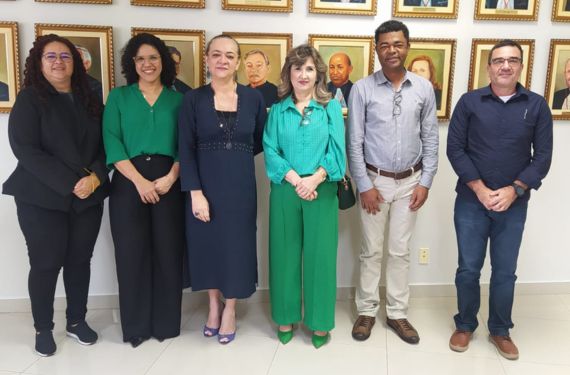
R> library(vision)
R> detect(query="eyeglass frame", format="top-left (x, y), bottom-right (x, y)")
top-left (133, 54), bottom-right (161, 65)
top-left (490, 57), bottom-right (523, 67)
top-left (300, 107), bottom-right (314, 126)
top-left (393, 91), bottom-right (402, 117)
top-left (42, 52), bottom-right (73, 64)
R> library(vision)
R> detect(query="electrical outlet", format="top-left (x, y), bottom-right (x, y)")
top-left (419, 247), bottom-right (429, 265)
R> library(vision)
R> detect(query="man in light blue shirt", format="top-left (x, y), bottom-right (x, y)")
top-left (348, 20), bottom-right (438, 344)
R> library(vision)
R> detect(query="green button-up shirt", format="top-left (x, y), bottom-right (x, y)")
top-left (103, 83), bottom-right (183, 167)
top-left (263, 95), bottom-right (346, 184)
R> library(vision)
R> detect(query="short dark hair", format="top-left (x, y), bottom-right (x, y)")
top-left (121, 33), bottom-right (176, 86)
top-left (374, 20), bottom-right (410, 45)
top-left (23, 34), bottom-right (101, 116)
top-left (488, 39), bottom-right (524, 65)
top-left (167, 45), bottom-right (181, 60)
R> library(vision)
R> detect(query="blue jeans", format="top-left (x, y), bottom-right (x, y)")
top-left (453, 196), bottom-right (527, 336)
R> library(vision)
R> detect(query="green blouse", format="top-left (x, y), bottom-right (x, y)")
top-left (103, 83), bottom-right (183, 167)
top-left (263, 95), bottom-right (346, 184)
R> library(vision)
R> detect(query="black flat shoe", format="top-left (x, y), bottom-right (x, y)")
top-left (129, 336), bottom-right (147, 348)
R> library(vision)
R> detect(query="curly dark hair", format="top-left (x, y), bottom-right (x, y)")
top-left (23, 34), bottom-right (102, 117)
top-left (121, 33), bottom-right (176, 86)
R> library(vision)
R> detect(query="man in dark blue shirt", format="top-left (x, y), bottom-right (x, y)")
top-left (447, 39), bottom-right (552, 360)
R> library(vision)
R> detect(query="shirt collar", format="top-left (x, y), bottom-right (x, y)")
top-left (480, 82), bottom-right (529, 101)
top-left (374, 69), bottom-right (412, 88)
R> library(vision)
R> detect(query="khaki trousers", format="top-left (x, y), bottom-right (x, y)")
top-left (355, 169), bottom-right (421, 319)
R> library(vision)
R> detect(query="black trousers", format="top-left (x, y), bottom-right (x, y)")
top-left (15, 199), bottom-right (104, 332)
top-left (109, 155), bottom-right (185, 342)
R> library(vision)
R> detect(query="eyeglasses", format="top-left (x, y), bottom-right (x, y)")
top-left (300, 107), bottom-right (313, 126)
top-left (133, 55), bottom-right (161, 65)
top-left (42, 52), bottom-right (73, 63)
top-left (393, 92), bottom-right (402, 117)
top-left (490, 57), bottom-right (522, 67)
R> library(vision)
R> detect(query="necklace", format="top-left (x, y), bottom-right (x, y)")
top-left (212, 84), bottom-right (239, 150)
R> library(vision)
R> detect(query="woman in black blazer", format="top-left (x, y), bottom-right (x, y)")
top-left (2, 34), bottom-right (109, 357)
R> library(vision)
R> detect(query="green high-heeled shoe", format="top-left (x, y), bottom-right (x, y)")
top-left (277, 327), bottom-right (293, 345)
top-left (312, 332), bottom-right (330, 349)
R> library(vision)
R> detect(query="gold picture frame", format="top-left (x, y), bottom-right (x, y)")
top-left (131, 0), bottom-right (205, 8)
top-left (35, 0), bottom-right (112, 4)
top-left (474, 0), bottom-right (539, 21)
top-left (468, 38), bottom-right (534, 92)
top-left (406, 38), bottom-right (456, 121)
top-left (132, 27), bottom-right (205, 90)
top-left (309, 0), bottom-right (377, 16)
top-left (393, 0), bottom-right (458, 19)
top-left (35, 23), bottom-right (114, 103)
top-left (222, 32), bottom-right (292, 107)
top-left (222, 0), bottom-right (292, 13)
top-left (552, 0), bottom-right (570, 22)
top-left (544, 39), bottom-right (570, 119)
top-left (0, 21), bottom-right (20, 113)
top-left (309, 34), bottom-right (375, 114)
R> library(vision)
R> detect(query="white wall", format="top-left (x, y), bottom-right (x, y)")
top-left (1, 0), bottom-right (569, 300)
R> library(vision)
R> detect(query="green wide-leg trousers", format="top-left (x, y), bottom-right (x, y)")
top-left (268, 181), bottom-right (338, 331)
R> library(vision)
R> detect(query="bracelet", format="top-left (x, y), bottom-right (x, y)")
top-left (90, 174), bottom-right (95, 193)
top-left (317, 168), bottom-right (327, 182)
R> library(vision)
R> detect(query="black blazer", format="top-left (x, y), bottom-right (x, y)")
top-left (485, 0), bottom-right (528, 9)
top-left (552, 88), bottom-right (569, 110)
top-left (3, 86), bottom-right (110, 212)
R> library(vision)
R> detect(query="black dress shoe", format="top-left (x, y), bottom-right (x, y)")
top-left (129, 336), bottom-right (147, 348)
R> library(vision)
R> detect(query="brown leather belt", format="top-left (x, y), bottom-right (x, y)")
top-left (365, 160), bottom-right (422, 180)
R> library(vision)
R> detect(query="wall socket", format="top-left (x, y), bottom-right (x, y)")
top-left (419, 248), bottom-right (429, 265)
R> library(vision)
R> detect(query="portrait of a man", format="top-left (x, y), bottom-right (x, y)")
top-left (0, 80), bottom-right (8, 101)
top-left (485, 0), bottom-right (528, 9)
top-left (168, 45), bottom-right (192, 94)
top-left (75, 45), bottom-right (103, 102)
top-left (243, 49), bottom-right (278, 107)
top-left (407, 55), bottom-right (442, 109)
top-left (403, 0), bottom-right (448, 6)
top-left (327, 52), bottom-right (353, 108)
top-left (553, 58), bottom-right (570, 110)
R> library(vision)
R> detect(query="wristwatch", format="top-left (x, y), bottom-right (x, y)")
top-left (511, 183), bottom-right (526, 198)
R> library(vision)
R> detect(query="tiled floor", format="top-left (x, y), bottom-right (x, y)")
top-left (1, 295), bottom-right (570, 375)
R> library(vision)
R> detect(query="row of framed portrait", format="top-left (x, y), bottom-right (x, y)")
top-left (1, 21), bottom-right (569, 121)
top-left (23, 0), bottom-right (570, 21)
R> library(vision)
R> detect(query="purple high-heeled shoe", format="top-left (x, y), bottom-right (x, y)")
top-left (203, 325), bottom-right (219, 337)
top-left (218, 331), bottom-right (236, 344)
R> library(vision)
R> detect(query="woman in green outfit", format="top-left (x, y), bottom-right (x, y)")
top-left (103, 33), bottom-right (185, 348)
top-left (263, 45), bottom-right (346, 348)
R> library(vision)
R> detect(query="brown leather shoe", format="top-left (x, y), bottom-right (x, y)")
top-left (449, 330), bottom-right (472, 352)
top-left (386, 318), bottom-right (419, 344)
top-left (352, 315), bottom-right (375, 341)
top-left (490, 335), bottom-right (519, 360)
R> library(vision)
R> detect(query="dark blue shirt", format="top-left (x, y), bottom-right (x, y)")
top-left (447, 84), bottom-right (553, 204)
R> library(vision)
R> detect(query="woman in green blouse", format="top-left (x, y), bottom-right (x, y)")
top-left (263, 45), bottom-right (346, 349)
top-left (103, 33), bottom-right (185, 348)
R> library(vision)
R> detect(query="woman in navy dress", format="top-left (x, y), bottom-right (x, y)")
top-left (178, 35), bottom-right (266, 344)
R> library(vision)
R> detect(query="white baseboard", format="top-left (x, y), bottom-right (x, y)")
top-left (1, 282), bottom-right (568, 313)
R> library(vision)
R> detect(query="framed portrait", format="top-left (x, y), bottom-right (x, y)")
top-left (309, 34), bottom-right (375, 113)
top-left (35, 23), bottom-right (114, 103)
top-left (544, 39), bottom-right (570, 119)
top-left (309, 0), bottom-right (377, 16)
top-left (406, 38), bottom-right (456, 121)
top-left (0, 22), bottom-right (20, 113)
top-left (392, 0), bottom-right (458, 19)
top-left (474, 0), bottom-right (539, 21)
top-left (222, 32), bottom-right (291, 107)
top-left (222, 0), bottom-right (292, 13)
top-left (35, 0), bottom-right (112, 4)
top-left (552, 0), bottom-right (570, 22)
top-left (468, 39), bottom-right (534, 92)
top-left (131, 0), bottom-right (204, 8)
top-left (132, 28), bottom-right (205, 92)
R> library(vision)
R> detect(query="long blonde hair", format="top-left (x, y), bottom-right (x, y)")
top-left (278, 44), bottom-right (331, 106)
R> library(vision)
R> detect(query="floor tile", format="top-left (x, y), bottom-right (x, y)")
top-left (146, 332), bottom-right (277, 375)
top-left (386, 305), bottom-right (497, 358)
top-left (0, 311), bottom-right (66, 373)
top-left (269, 337), bottom-right (387, 375)
top-left (387, 349), bottom-right (505, 375)
top-left (24, 309), bottom-right (170, 375)
top-left (502, 361), bottom-right (570, 375)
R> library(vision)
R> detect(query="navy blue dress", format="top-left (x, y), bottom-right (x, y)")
top-left (178, 84), bottom-right (266, 298)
